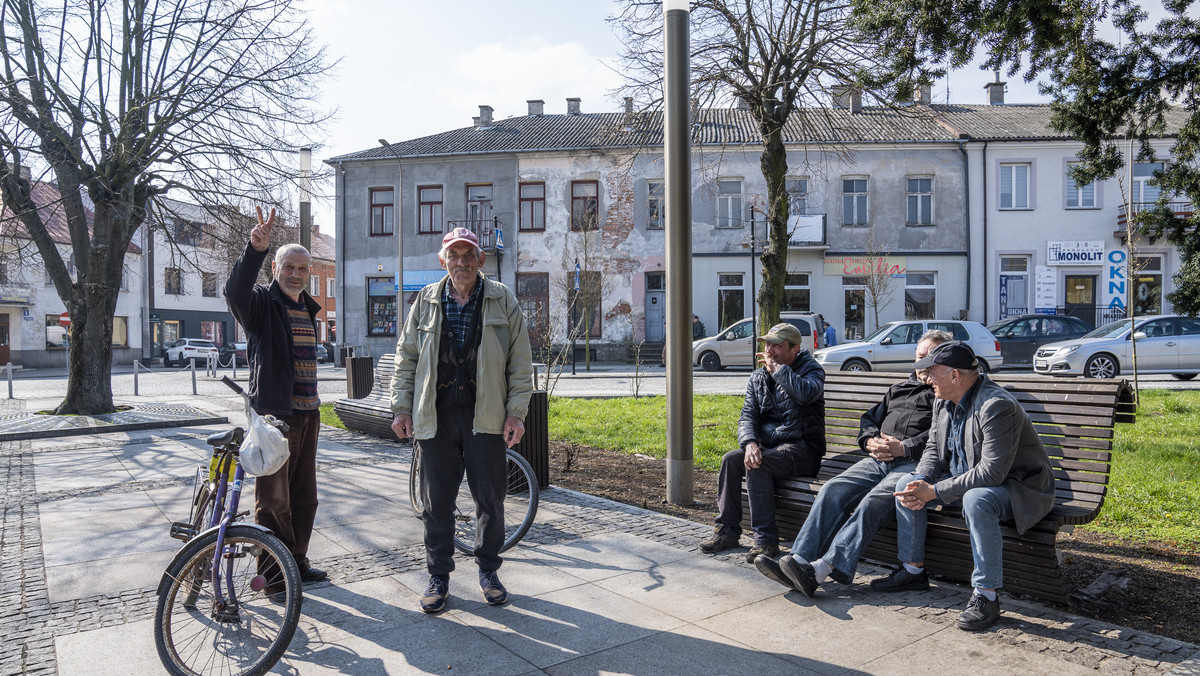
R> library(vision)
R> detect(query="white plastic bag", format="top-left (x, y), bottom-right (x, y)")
top-left (239, 411), bottom-right (291, 477)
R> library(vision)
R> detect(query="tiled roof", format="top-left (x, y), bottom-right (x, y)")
top-left (330, 103), bottom-right (1189, 163)
top-left (310, 229), bottom-right (335, 262)
top-left (1, 180), bottom-right (140, 254)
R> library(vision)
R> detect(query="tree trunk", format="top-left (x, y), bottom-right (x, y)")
top-left (757, 123), bottom-right (790, 335)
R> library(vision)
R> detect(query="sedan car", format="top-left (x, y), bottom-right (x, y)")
top-left (315, 343), bottom-right (328, 363)
top-left (813, 320), bottom-right (1003, 372)
top-left (218, 341), bottom-right (248, 366)
top-left (691, 312), bottom-right (821, 371)
top-left (164, 338), bottom-right (219, 366)
top-left (986, 314), bottom-right (1093, 366)
top-left (1033, 314), bottom-right (1200, 379)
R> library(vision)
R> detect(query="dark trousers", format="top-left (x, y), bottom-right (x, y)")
top-left (419, 404), bottom-right (507, 577)
top-left (255, 408), bottom-right (321, 572)
top-left (715, 442), bottom-right (819, 545)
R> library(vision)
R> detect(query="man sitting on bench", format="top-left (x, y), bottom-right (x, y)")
top-left (872, 341), bottom-right (1055, 632)
top-left (754, 330), bottom-right (950, 596)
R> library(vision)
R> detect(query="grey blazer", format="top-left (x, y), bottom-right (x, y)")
top-left (914, 375), bottom-right (1055, 534)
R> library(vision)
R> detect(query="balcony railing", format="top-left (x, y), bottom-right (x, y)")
top-left (1116, 201), bottom-right (1193, 228)
top-left (787, 213), bottom-right (827, 248)
top-left (445, 219), bottom-right (497, 249)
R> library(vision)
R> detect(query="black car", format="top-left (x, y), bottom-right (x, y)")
top-left (987, 314), bottom-right (1093, 366)
top-left (218, 341), bottom-right (248, 367)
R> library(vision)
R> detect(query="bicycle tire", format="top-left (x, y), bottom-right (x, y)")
top-left (154, 525), bottom-right (302, 676)
top-left (451, 448), bottom-right (539, 555)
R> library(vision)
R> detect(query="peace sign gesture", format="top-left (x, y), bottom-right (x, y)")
top-left (250, 206), bottom-right (276, 252)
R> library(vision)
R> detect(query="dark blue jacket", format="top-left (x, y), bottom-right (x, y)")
top-left (738, 350), bottom-right (826, 455)
top-left (223, 242), bottom-right (321, 417)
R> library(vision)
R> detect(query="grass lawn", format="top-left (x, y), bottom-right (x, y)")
top-left (319, 402), bottom-right (345, 430)
top-left (547, 391), bottom-right (1200, 552)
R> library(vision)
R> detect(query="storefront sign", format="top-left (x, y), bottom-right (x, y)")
top-left (1047, 240), bottom-right (1104, 266)
top-left (403, 270), bottom-right (448, 292)
top-left (0, 285), bottom-right (32, 304)
top-left (823, 255), bottom-right (907, 277)
top-left (1034, 265), bottom-right (1057, 311)
top-left (1103, 249), bottom-right (1127, 314)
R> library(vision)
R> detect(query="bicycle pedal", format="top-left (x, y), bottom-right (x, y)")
top-left (170, 522), bottom-right (198, 541)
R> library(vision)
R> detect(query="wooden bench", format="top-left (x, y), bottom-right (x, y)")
top-left (332, 353), bottom-right (551, 489)
top-left (742, 371), bottom-right (1136, 604)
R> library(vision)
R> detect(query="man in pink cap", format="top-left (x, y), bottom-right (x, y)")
top-left (389, 227), bottom-right (534, 614)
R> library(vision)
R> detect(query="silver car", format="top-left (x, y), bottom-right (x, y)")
top-left (813, 320), bottom-right (1003, 372)
top-left (1032, 314), bottom-right (1200, 379)
top-left (691, 312), bottom-right (820, 371)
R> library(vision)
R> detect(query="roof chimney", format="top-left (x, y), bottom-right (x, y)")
top-left (624, 97), bottom-right (634, 115)
top-left (527, 99), bottom-right (544, 116)
top-left (566, 97), bottom-right (581, 115)
top-left (984, 72), bottom-right (1006, 105)
top-left (915, 84), bottom-right (932, 105)
top-left (472, 116), bottom-right (480, 127)
top-left (736, 96), bottom-right (750, 111)
top-left (478, 105), bottom-right (493, 128)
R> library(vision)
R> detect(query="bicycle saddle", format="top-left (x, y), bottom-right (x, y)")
top-left (207, 429), bottom-right (240, 447)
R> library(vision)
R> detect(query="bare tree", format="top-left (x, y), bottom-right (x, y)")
top-left (0, 0), bottom-right (333, 413)
top-left (860, 226), bottom-right (897, 332)
top-left (611, 0), bottom-right (918, 335)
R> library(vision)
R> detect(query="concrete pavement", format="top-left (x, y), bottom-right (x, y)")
top-left (2, 393), bottom-right (1199, 675)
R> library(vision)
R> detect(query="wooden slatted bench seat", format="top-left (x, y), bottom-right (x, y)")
top-left (332, 353), bottom-right (551, 488)
top-left (742, 371), bottom-right (1136, 603)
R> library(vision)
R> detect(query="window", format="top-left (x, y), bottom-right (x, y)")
top-left (716, 179), bottom-right (743, 228)
top-left (164, 267), bottom-right (182, 295)
top-left (1133, 255), bottom-right (1163, 315)
top-left (905, 272), bottom-right (936, 320)
top-left (786, 178), bottom-right (808, 215)
top-left (568, 270), bottom-right (602, 338)
top-left (782, 272), bottom-right (810, 311)
top-left (647, 180), bottom-right (665, 230)
top-left (999, 256), bottom-right (1030, 318)
top-left (327, 278), bottom-right (336, 299)
top-left (315, 319), bottom-right (324, 341)
top-left (717, 273), bottom-right (745, 330)
top-left (366, 276), bottom-right (397, 336)
top-left (309, 275), bottom-right (321, 297)
top-left (842, 178), bottom-right (868, 225)
top-left (516, 272), bottom-right (550, 349)
top-left (571, 180), bottom-right (599, 231)
top-left (45, 315), bottom-right (67, 348)
top-left (1132, 162), bottom-right (1164, 208)
top-left (519, 182), bottom-right (545, 232)
top-left (906, 177), bottom-right (933, 225)
top-left (1065, 162), bottom-right (1096, 208)
top-left (843, 276), bottom-right (865, 340)
top-left (174, 219), bottom-right (203, 246)
top-left (999, 163), bottom-right (1031, 209)
top-left (201, 320), bottom-right (224, 346)
top-left (466, 184), bottom-right (493, 226)
top-left (201, 272), bottom-right (218, 297)
top-left (416, 186), bottom-right (443, 235)
top-left (369, 187), bottom-right (394, 236)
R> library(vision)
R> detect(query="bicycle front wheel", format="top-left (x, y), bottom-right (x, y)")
top-left (155, 525), bottom-right (302, 676)
top-left (451, 449), bottom-right (540, 555)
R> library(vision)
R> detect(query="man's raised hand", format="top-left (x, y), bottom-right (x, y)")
top-left (251, 206), bottom-right (276, 252)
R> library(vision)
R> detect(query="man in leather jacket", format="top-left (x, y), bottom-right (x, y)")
top-left (700, 322), bottom-right (825, 562)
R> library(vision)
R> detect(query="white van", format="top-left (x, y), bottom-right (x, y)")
top-left (692, 312), bottom-right (821, 371)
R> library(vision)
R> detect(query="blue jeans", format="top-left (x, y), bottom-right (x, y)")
top-left (790, 457), bottom-right (916, 584)
top-left (893, 472), bottom-right (1014, 590)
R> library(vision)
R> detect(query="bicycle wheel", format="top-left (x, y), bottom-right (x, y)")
top-left (408, 443), bottom-right (423, 517)
top-left (155, 525), bottom-right (302, 676)
top-left (450, 449), bottom-right (539, 555)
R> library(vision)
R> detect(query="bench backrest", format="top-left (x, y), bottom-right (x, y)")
top-left (822, 372), bottom-right (1135, 525)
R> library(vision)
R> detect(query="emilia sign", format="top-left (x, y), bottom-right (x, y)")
top-left (823, 255), bottom-right (907, 277)
top-left (1047, 240), bottom-right (1105, 266)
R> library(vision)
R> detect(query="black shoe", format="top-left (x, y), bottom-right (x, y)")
top-left (699, 527), bottom-right (741, 553)
top-left (754, 554), bottom-right (799, 592)
top-left (479, 570), bottom-right (509, 606)
top-left (300, 567), bottom-right (328, 583)
top-left (420, 576), bottom-right (449, 614)
top-left (957, 591), bottom-right (1002, 631)
top-left (779, 555), bottom-right (818, 598)
top-left (869, 565), bottom-right (930, 593)
top-left (745, 542), bottom-right (779, 564)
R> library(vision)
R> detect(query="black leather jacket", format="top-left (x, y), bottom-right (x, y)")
top-left (857, 373), bottom-right (935, 461)
top-left (737, 350), bottom-right (826, 454)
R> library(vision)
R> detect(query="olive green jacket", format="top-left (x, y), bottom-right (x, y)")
top-left (389, 274), bottom-right (534, 440)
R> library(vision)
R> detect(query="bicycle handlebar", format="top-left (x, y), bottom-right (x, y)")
top-left (221, 376), bottom-right (244, 395)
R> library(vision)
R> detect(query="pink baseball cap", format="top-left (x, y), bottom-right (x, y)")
top-left (442, 227), bottom-right (480, 250)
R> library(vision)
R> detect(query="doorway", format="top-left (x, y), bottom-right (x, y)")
top-left (0, 313), bottom-right (9, 364)
top-left (645, 272), bottom-right (665, 343)
top-left (1064, 275), bottom-right (1097, 327)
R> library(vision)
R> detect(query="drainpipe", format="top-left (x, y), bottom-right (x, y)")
top-left (981, 141), bottom-right (989, 322)
top-left (958, 139), bottom-right (972, 320)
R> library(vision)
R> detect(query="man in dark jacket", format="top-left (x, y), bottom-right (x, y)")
top-left (700, 322), bottom-right (825, 562)
top-left (224, 206), bottom-right (327, 586)
top-left (754, 330), bottom-right (951, 596)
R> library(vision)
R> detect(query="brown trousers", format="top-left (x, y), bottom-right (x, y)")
top-left (255, 408), bottom-right (321, 571)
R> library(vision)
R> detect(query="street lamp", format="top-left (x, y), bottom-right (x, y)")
top-left (378, 139), bottom-right (405, 325)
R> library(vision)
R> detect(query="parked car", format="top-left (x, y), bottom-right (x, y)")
top-left (813, 320), bottom-right (1003, 372)
top-left (164, 338), bottom-right (219, 366)
top-left (218, 341), bottom-right (248, 366)
top-left (986, 314), bottom-right (1094, 366)
top-left (690, 312), bottom-right (821, 371)
top-left (315, 343), bottom-right (328, 363)
top-left (1033, 314), bottom-right (1200, 379)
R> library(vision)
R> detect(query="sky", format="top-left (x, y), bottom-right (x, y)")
top-left (302, 0), bottom-right (1058, 232)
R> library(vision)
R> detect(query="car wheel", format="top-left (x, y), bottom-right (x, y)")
top-left (976, 359), bottom-right (990, 374)
top-left (1171, 373), bottom-right (1197, 381)
top-left (1084, 353), bottom-right (1119, 379)
top-left (164, 355), bottom-right (173, 367)
top-left (699, 351), bottom-right (723, 372)
top-left (841, 358), bottom-right (870, 372)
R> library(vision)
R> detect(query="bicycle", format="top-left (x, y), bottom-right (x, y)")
top-left (154, 376), bottom-right (302, 676)
top-left (408, 442), bottom-right (539, 554)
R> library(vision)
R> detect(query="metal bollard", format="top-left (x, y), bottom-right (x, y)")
top-left (134, 360), bottom-right (140, 396)
top-left (191, 358), bottom-right (197, 395)
top-left (5, 362), bottom-right (12, 399)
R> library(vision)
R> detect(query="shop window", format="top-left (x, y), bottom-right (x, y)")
top-left (782, 272), bottom-right (810, 311)
top-left (367, 276), bottom-right (398, 336)
top-left (905, 272), bottom-right (936, 320)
